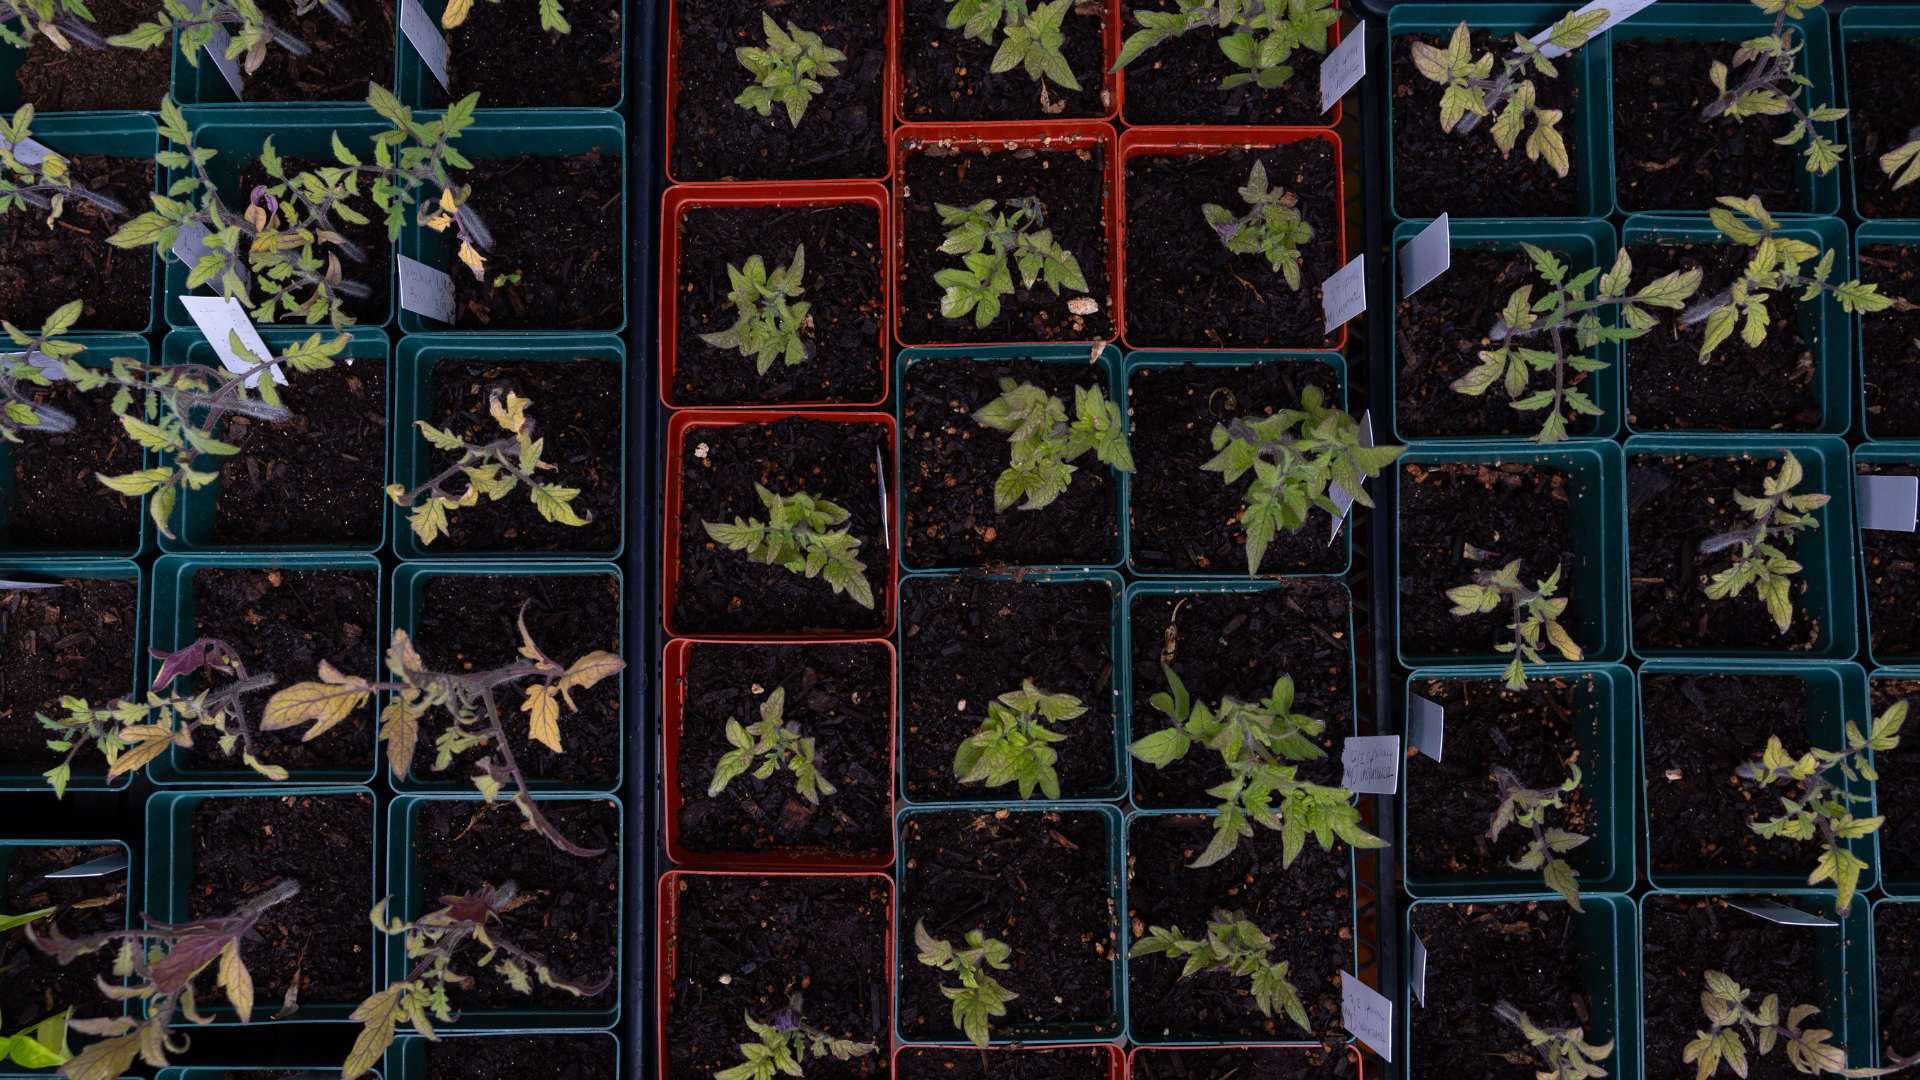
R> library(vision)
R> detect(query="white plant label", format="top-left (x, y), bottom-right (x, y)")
top-left (1858, 475), bottom-right (1919, 532)
top-left (172, 220), bottom-right (214, 268)
top-left (1328, 409), bottom-right (1375, 543)
top-left (1399, 214), bottom-right (1450, 298)
top-left (1341, 735), bottom-right (1401, 794)
top-left (1341, 972), bottom-right (1394, 1061)
top-left (400, 0), bottom-right (452, 90)
top-left (1319, 21), bottom-right (1365, 113)
top-left (398, 254), bottom-right (456, 324)
top-left (3, 350), bottom-right (63, 379)
top-left (1408, 694), bottom-right (1446, 761)
top-left (0, 580), bottom-right (62, 591)
top-left (1411, 934), bottom-right (1429, 1007)
top-left (1725, 898), bottom-right (1836, 927)
top-left (179, 295), bottom-right (283, 387)
top-left (1321, 253), bottom-right (1366, 336)
top-left (0, 135), bottom-right (56, 166)
top-left (182, 0), bottom-right (245, 96)
top-left (1532, 0), bottom-right (1663, 59)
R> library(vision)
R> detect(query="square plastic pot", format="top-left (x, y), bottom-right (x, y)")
top-left (143, 786), bottom-right (378, 1023)
top-left (0, 336), bottom-right (152, 559)
top-left (901, 1043), bottom-right (1124, 1080)
top-left (894, 344), bottom-right (1126, 572)
top-left (397, 0), bottom-right (627, 111)
top-left (664, 409), bottom-right (899, 641)
top-left (895, 802), bottom-right (1125, 1044)
top-left (170, 17), bottom-right (400, 106)
top-left (389, 333), bottom-right (627, 562)
top-left (1621, 213), bottom-right (1851, 435)
top-left (1871, 668), bottom-right (1920, 899)
top-left (1859, 220), bottom-right (1920, 444)
top-left (1608, 3), bottom-right (1842, 218)
top-left (386, 793), bottom-right (622, 1030)
top-left (1638, 658), bottom-right (1875, 897)
top-left (664, 636), bottom-right (898, 869)
top-left (1119, 350), bottom-right (1350, 578)
top-left (1841, 7), bottom-right (1920, 221)
top-left (1115, 126), bottom-right (1346, 354)
top-left (1395, 439), bottom-right (1629, 668)
top-left (1871, 896), bottom-right (1920, 1070)
top-left (0, 558), bottom-right (143, 792)
top-left (157, 1070), bottom-right (379, 1079)
top-left (395, 109), bottom-right (627, 334)
top-left (1388, 218), bottom-right (1623, 443)
top-left (155, 326), bottom-right (390, 553)
top-left (1114, 15), bottom-right (1341, 129)
top-left (1127, 1046), bottom-right (1362, 1080)
top-left (1385, 4), bottom-right (1612, 220)
top-left (892, 0), bottom-right (1121, 126)
top-left (145, 552), bottom-right (383, 786)
top-left (1624, 434), bottom-right (1858, 661)
top-left (1853, 443), bottom-right (1920, 669)
top-left (657, 181), bottom-right (892, 409)
top-left (1402, 663), bottom-right (1638, 900)
top-left (383, 1031), bottom-right (613, 1079)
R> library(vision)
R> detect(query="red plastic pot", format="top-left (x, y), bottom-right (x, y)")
top-left (1115, 17), bottom-right (1344, 129)
top-left (659, 182), bottom-right (894, 409)
top-left (896, 1043), bottom-right (1127, 1079)
top-left (891, 120), bottom-right (1120, 349)
top-left (1129, 1044), bottom-right (1363, 1078)
top-left (663, 409), bottom-right (901, 641)
top-left (890, 0), bottom-right (1123, 125)
top-left (1115, 125), bottom-right (1348, 353)
top-left (662, 637), bottom-right (898, 870)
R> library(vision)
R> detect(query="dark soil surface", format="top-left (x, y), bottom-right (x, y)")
top-left (4, 370), bottom-right (141, 550)
top-left (674, 415), bottom-right (889, 636)
top-left (900, 575), bottom-right (1115, 801)
top-left (900, 141), bottom-right (1113, 344)
top-left (1127, 360), bottom-right (1346, 575)
top-left (899, 808), bottom-right (1119, 1041)
top-left (665, 873), bottom-right (890, 1080)
top-left (446, 153), bottom-right (623, 331)
top-left (211, 361), bottom-right (387, 546)
top-left (1643, 894), bottom-right (1833, 1080)
top-left (1392, 28), bottom-right (1579, 219)
top-left (901, 356), bottom-right (1118, 569)
top-left (1871, 680), bottom-right (1920, 882)
top-left (1127, 813), bottom-right (1351, 1045)
top-left (0, 844), bottom-right (125, 1026)
top-left (1844, 37), bottom-right (1920, 219)
top-left (441, 0), bottom-right (622, 108)
top-left (1122, 143), bottom-right (1340, 350)
top-left (0, 577), bottom-right (137, 769)
top-left (675, 641), bottom-right (891, 857)
top-left (671, 0), bottom-right (888, 181)
top-left (1624, 243), bottom-right (1821, 431)
top-left (1628, 454), bottom-right (1822, 650)
top-left (189, 791), bottom-right (374, 1007)
top-left (1408, 900), bottom-right (1597, 1080)
top-left (673, 202), bottom-right (884, 406)
top-left (900, 1046), bottom-right (1110, 1080)
top-left (1642, 673), bottom-right (1816, 873)
top-left (1860, 461), bottom-right (1920, 658)
top-left (425, 357), bottom-right (622, 552)
top-left (1128, 582), bottom-right (1352, 802)
top-left (238, 0), bottom-right (394, 102)
top-left (1405, 676), bottom-right (1596, 882)
top-left (1119, 0), bottom-right (1331, 127)
top-left (0, 154), bottom-right (151, 330)
top-left (412, 573), bottom-right (621, 789)
top-left (1395, 248), bottom-right (1600, 439)
top-left (1613, 38), bottom-right (1808, 213)
top-left (1860, 244), bottom-right (1920, 439)
top-left (425, 1033), bottom-right (616, 1080)
top-left (1397, 462), bottom-right (1580, 658)
top-left (1877, 902), bottom-right (1920, 1063)
top-left (1132, 1047), bottom-right (1357, 1080)
top-left (898, 0), bottom-right (1110, 121)
top-left (411, 798), bottom-right (620, 1010)
top-left (180, 567), bottom-right (377, 772)
top-left (12, 0), bottom-right (170, 110)
top-left (236, 155), bottom-right (391, 327)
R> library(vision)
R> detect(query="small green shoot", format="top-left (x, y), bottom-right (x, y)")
top-left (1128, 909), bottom-right (1308, 1032)
top-left (1700, 0), bottom-right (1848, 176)
top-left (1697, 449), bottom-right (1828, 635)
top-left (973, 377), bottom-right (1132, 512)
top-left (734, 13), bottom-right (845, 127)
top-left (1493, 1000), bottom-right (1614, 1080)
top-left (703, 483), bottom-right (874, 609)
top-left (1408, 8), bottom-right (1609, 177)
top-left (708, 686), bottom-right (837, 806)
top-left (915, 920), bottom-right (1017, 1048)
top-left (715, 994), bottom-right (879, 1080)
top-left (933, 197), bottom-right (1088, 328)
top-left (1487, 762), bottom-right (1590, 909)
top-left (700, 246), bottom-right (811, 375)
top-left (1692, 195), bottom-right (1896, 361)
top-left (1446, 559), bottom-right (1582, 689)
top-left (1112, 0), bottom-right (1339, 91)
top-left (953, 680), bottom-right (1084, 800)
top-left (1202, 161), bottom-right (1313, 289)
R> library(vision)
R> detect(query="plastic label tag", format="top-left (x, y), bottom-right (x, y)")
top-left (1399, 214), bottom-right (1450, 298)
top-left (3, 350), bottom-right (64, 379)
top-left (1321, 254), bottom-right (1366, 336)
top-left (1319, 21), bottom-right (1365, 113)
top-left (1341, 735), bottom-right (1401, 794)
top-left (0, 580), bottom-right (62, 591)
top-left (1328, 410), bottom-right (1375, 543)
top-left (179, 295), bottom-right (283, 387)
top-left (0, 135), bottom-right (56, 166)
top-left (1408, 694), bottom-right (1445, 761)
top-left (182, 0), bottom-right (245, 96)
top-left (1724, 898), bottom-right (1836, 927)
top-left (398, 255), bottom-right (456, 324)
top-left (1532, 0), bottom-right (1662, 59)
top-left (1411, 934), bottom-right (1429, 1007)
top-left (1858, 474), bottom-right (1919, 532)
top-left (1341, 972), bottom-right (1393, 1062)
top-left (172, 220), bottom-right (213, 268)
top-left (400, 0), bottom-right (452, 90)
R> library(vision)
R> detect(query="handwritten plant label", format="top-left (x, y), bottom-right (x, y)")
top-left (1321, 254), bottom-right (1366, 337)
top-left (398, 254), bottom-right (456, 324)
top-left (400, 0), bottom-right (452, 90)
top-left (1341, 971), bottom-right (1394, 1061)
top-left (1320, 21), bottom-right (1365, 113)
top-left (1341, 736), bottom-right (1401, 794)
top-left (179, 295), bottom-right (283, 387)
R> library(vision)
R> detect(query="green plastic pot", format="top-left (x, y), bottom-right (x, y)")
top-left (390, 334), bottom-right (625, 562)
top-left (395, 109), bottom-right (626, 335)
top-left (1401, 664), bottom-right (1638, 900)
top-left (155, 326), bottom-right (390, 553)
top-left (894, 345), bottom-right (1128, 573)
top-left (395, 0), bottom-right (627, 111)
top-left (389, 561), bottom-right (622, 794)
top-left (1385, 5), bottom-right (1612, 220)
top-left (156, 1070), bottom-right (379, 1079)
top-left (1871, 896), bottom-right (1920, 1070)
top-left (145, 552), bottom-right (382, 786)
top-left (895, 569), bottom-right (1127, 805)
top-left (1395, 439), bottom-right (1628, 668)
top-left (1868, 668), bottom-right (1920, 898)
top-left (1621, 214), bottom-right (1851, 435)
top-left (1388, 219), bottom-right (1623, 443)
top-left (143, 786), bottom-right (378, 1022)
top-left (0, 558), bottom-right (142, 792)
top-left (1118, 350), bottom-right (1352, 578)
top-left (1858, 220), bottom-right (1920, 443)
top-left (894, 802), bottom-right (1125, 1045)
top-left (385, 793), bottom-right (623, 1030)
top-left (1624, 434), bottom-right (1858, 660)
top-left (1608, 4), bottom-right (1842, 217)
top-left (384, 1031), bottom-right (615, 1079)
top-left (1841, 7), bottom-right (1920, 221)
top-left (169, 16), bottom-right (400, 106)
top-left (0, 335), bottom-right (152, 559)
top-left (1852, 444), bottom-right (1919, 669)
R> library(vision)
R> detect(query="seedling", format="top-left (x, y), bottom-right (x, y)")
top-left (441, 0), bottom-right (571, 34)
top-left (946, 0), bottom-right (1080, 106)
top-left (1202, 161), bottom-right (1313, 289)
top-left (110, 0), bottom-right (330, 75)
top-left (715, 994), bottom-right (880, 1080)
top-left (1452, 245), bottom-right (1703, 443)
top-left (973, 377), bottom-right (1132, 511)
top-left (1201, 383), bottom-right (1403, 575)
top-left (1698, 0), bottom-right (1848, 177)
top-left (914, 920), bottom-right (1017, 1048)
top-left (0, 0), bottom-right (104, 51)
top-left (933, 196), bottom-right (1088, 328)
top-left (1447, 559), bottom-right (1582, 689)
top-left (1112, 0), bottom-right (1339, 91)
top-left (1408, 8), bottom-right (1609, 177)
top-left (702, 483), bottom-right (875, 610)
top-left (387, 389), bottom-right (596, 547)
top-left (1487, 761), bottom-right (1590, 909)
top-left (700, 246), bottom-right (812, 375)
top-left (344, 882), bottom-right (613, 1080)
top-left (708, 686), bottom-right (837, 805)
top-left (1, 106), bottom-right (131, 229)
top-left (1128, 909), bottom-right (1308, 1032)
top-left (1734, 701), bottom-right (1905, 915)
top-left (1128, 664), bottom-right (1385, 868)
top-left (1683, 969), bottom-right (1920, 1078)
top-left (952, 680), bottom-right (1083, 800)
top-left (1880, 126), bottom-right (1920, 192)
top-left (1697, 449), bottom-right (1828, 635)
top-left (1493, 1001), bottom-right (1614, 1080)
top-left (734, 13), bottom-right (845, 127)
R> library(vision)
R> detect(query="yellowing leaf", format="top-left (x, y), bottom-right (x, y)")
top-left (441, 0), bottom-right (473, 27)
top-left (218, 938), bottom-right (254, 1024)
top-left (458, 240), bottom-right (486, 277)
top-left (556, 650), bottom-right (624, 709)
top-left (522, 684), bottom-right (562, 752)
top-left (260, 661), bottom-right (373, 739)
